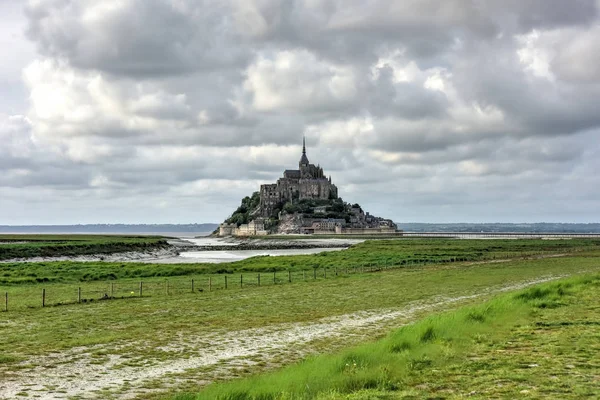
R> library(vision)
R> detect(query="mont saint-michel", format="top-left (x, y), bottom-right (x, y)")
top-left (219, 139), bottom-right (398, 236)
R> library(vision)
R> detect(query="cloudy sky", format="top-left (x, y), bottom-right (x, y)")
top-left (1, 0), bottom-right (599, 225)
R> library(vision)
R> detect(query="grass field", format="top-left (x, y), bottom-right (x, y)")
top-left (177, 273), bottom-right (600, 399)
top-left (1, 238), bottom-right (598, 286)
top-left (0, 234), bottom-right (167, 261)
top-left (1, 238), bottom-right (599, 398)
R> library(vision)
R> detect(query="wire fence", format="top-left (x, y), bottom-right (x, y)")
top-left (0, 249), bottom-right (581, 312)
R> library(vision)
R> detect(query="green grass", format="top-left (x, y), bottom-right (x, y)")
top-left (1, 253), bottom-right (598, 369)
top-left (1, 238), bottom-right (599, 311)
top-left (174, 274), bottom-right (600, 400)
top-left (1, 238), bottom-right (597, 285)
top-left (1, 239), bottom-right (600, 398)
top-left (0, 234), bottom-right (168, 261)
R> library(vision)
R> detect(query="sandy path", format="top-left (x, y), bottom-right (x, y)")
top-left (0, 275), bottom-right (569, 399)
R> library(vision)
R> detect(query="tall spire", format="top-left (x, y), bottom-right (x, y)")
top-left (299, 135), bottom-right (309, 166)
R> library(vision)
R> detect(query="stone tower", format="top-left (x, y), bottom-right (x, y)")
top-left (258, 138), bottom-right (338, 217)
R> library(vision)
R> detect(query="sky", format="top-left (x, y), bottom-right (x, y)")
top-left (1, 0), bottom-right (599, 225)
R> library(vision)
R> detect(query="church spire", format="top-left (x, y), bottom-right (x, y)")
top-left (299, 136), bottom-right (309, 167)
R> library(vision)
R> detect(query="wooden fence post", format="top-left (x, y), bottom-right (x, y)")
top-left (42, 288), bottom-right (46, 307)
top-left (191, 279), bottom-right (194, 293)
top-left (209, 276), bottom-right (212, 292)
top-left (78, 287), bottom-right (81, 303)
top-left (288, 270), bottom-right (291, 283)
top-left (240, 274), bottom-right (243, 288)
top-left (273, 271), bottom-right (276, 285)
top-left (258, 273), bottom-right (261, 286)
top-left (225, 275), bottom-right (228, 289)
top-left (4, 292), bottom-right (7, 312)
top-left (140, 281), bottom-right (143, 297)
top-left (111, 283), bottom-right (114, 297)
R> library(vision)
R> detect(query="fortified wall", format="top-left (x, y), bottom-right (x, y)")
top-left (219, 219), bottom-right (268, 237)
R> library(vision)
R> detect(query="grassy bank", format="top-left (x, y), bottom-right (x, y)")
top-left (175, 273), bottom-right (600, 400)
top-left (2, 238), bottom-right (598, 285)
top-left (1, 254), bottom-right (598, 371)
top-left (0, 234), bottom-right (168, 261)
top-left (2, 240), bottom-right (599, 398)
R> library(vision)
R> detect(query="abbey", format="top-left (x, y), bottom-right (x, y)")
top-left (219, 138), bottom-right (398, 236)
top-left (259, 138), bottom-right (338, 217)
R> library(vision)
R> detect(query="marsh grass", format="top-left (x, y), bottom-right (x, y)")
top-left (0, 234), bottom-right (167, 261)
top-left (175, 274), bottom-right (600, 400)
top-left (1, 238), bottom-right (597, 286)
top-left (1, 254), bottom-right (598, 371)
top-left (2, 240), bottom-right (600, 398)
top-left (2, 238), bottom-right (596, 312)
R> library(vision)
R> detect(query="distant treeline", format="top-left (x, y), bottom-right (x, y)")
top-left (399, 222), bottom-right (600, 233)
top-left (0, 224), bottom-right (219, 234)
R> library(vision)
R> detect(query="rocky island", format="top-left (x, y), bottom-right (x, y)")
top-left (219, 139), bottom-right (398, 236)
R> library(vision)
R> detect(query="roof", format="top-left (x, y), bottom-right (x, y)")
top-left (299, 153), bottom-right (310, 165)
top-left (284, 169), bottom-right (301, 178)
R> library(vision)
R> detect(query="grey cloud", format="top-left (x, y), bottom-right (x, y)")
top-left (368, 66), bottom-right (448, 120)
top-left (452, 37), bottom-right (600, 138)
top-left (550, 26), bottom-right (600, 83)
top-left (2, 0), bottom-right (600, 223)
top-left (498, 0), bottom-right (597, 31)
top-left (25, 0), bottom-right (249, 77)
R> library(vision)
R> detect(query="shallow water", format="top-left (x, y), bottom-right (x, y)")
top-left (176, 247), bottom-right (344, 263)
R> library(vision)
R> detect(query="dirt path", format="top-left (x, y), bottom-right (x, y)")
top-left (0, 275), bottom-right (571, 399)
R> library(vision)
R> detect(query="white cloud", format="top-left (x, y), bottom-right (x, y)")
top-left (244, 50), bottom-right (358, 112)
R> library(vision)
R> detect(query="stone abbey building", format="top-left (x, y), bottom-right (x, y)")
top-left (259, 138), bottom-right (338, 217)
top-left (219, 138), bottom-right (398, 236)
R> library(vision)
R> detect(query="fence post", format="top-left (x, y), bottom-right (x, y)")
top-left (191, 279), bottom-right (195, 293)
top-left (42, 288), bottom-right (46, 307)
top-left (258, 273), bottom-right (261, 286)
top-left (78, 287), bottom-right (81, 303)
top-left (111, 283), bottom-right (114, 297)
top-left (209, 276), bottom-right (212, 292)
top-left (140, 281), bottom-right (143, 297)
top-left (288, 270), bottom-right (291, 283)
top-left (240, 274), bottom-right (243, 288)
top-left (4, 292), bottom-right (7, 312)
top-left (273, 271), bottom-right (276, 285)
top-left (225, 275), bottom-right (228, 289)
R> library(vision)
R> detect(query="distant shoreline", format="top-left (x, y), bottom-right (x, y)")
top-left (2, 222), bottom-right (600, 235)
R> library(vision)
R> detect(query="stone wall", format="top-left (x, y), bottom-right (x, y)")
top-left (219, 223), bottom-right (235, 236)
top-left (340, 227), bottom-right (399, 234)
top-left (220, 220), bottom-right (268, 236)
